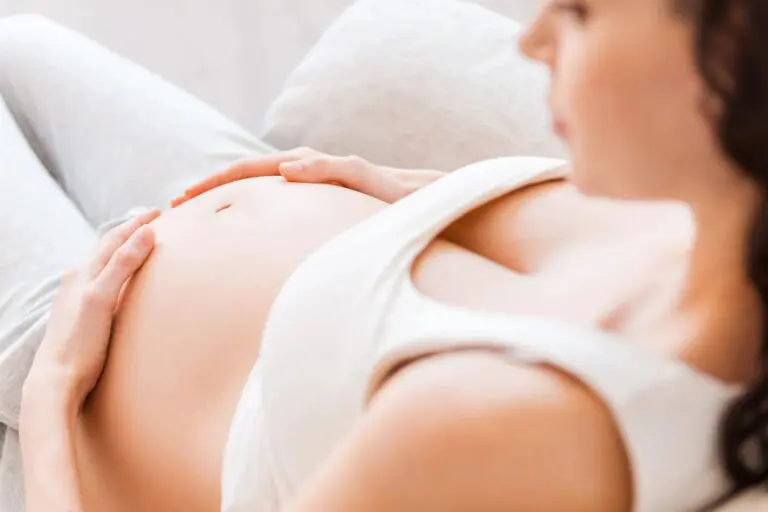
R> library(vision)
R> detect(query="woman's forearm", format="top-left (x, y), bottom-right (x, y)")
top-left (21, 370), bottom-right (85, 512)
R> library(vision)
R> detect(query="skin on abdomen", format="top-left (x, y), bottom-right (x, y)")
top-left (76, 177), bottom-right (387, 512)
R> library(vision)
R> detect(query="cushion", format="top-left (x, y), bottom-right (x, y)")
top-left (259, 0), bottom-right (564, 171)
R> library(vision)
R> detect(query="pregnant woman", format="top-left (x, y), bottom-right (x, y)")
top-left (8, 0), bottom-right (768, 510)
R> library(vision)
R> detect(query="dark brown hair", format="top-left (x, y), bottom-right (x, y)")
top-left (673, 0), bottom-right (768, 502)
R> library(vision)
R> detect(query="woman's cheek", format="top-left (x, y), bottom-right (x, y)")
top-left (559, 46), bottom-right (611, 154)
top-left (571, 42), bottom-right (629, 129)
top-left (559, 42), bottom-right (640, 194)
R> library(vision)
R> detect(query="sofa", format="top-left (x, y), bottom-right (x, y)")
top-left (0, 0), bottom-right (766, 509)
top-left (0, 0), bottom-right (535, 134)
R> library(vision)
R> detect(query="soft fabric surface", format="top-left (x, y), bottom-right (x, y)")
top-left (1, 6), bottom-right (767, 510)
top-left (0, 14), bottom-right (272, 510)
top-left (0, 1), bottom-right (540, 134)
top-left (260, 0), bottom-right (565, 171)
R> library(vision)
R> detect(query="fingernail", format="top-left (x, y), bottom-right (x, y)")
top-left (280, 162), bottom-right (303, 175)
top-left (143, 209), bottom-right (161, 222)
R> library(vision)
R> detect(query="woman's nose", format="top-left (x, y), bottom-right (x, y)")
top-left (518, 16), bottom-right (555, 67)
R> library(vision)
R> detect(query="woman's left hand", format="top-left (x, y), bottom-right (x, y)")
top-left (170, 148), bottom-right (444, 208)
top-left (25, 208), bottom-right (161, 407)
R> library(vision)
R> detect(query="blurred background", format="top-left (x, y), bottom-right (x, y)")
top-left (0, 0), bottom-right (535, 132)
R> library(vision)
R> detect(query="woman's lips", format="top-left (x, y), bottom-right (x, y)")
top-left (553, 118), bottom-right (568, 140)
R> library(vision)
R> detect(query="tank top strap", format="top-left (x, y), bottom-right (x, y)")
top-left (373, 291), bottom-right (692, 405)
top-left (354, 156), bottom-right (568, 261)
top-left (370, 290), bottom-right (744, 512)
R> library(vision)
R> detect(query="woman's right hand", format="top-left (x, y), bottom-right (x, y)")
top-left (20, 210), bottom-right (159, 512)
top-left (170, 147), bottom-right (444, 207)
top-left (24, 209), bottom-right (160, 407)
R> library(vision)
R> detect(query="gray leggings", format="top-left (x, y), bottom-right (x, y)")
top-left (0, 14), bottom-right (274, 510)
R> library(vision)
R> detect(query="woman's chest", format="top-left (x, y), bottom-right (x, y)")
top-left (413, 232), bottom-right (681, 335)
top-left (474, 182), bottom-right (692, 328)
top-left (531, 238), bottom-right (686, 332)
top-left (419, 188), bottom-right (692, 334)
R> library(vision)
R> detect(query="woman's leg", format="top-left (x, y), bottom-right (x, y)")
top-left (0, 15), bottom-right (276, 509)
top-left (0, 92), bottom-right (96, 510)
top-left (0, 14), bottom-right (275, 228)
top-left (0, 12), bottom-right (278, 418)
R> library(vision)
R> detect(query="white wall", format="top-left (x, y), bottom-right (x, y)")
top-left (0, 0), bottom-right (536, 133)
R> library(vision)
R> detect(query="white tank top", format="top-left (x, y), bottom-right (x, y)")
top-left (220, 157), bottom-right (744, 512)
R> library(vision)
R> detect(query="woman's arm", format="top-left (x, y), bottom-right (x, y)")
top-left (171, 149), bottom-right (574, 272)
top-left (170, 148), bottom-right (445, 207)
top-left (288, 352), bottom-right (633, 512)
top-left (20, 374), bottom-right (82, 511)
top-left (20, 209), bottom-right (160, 512)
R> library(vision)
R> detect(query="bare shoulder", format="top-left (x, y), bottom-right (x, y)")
top-left (290, 351), bottom-right (633, 512)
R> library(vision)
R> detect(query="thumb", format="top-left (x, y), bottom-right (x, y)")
top-left (279, 158), bottom-right (333, 184)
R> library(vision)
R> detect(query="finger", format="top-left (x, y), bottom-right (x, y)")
top-left (278, 158), bottom-right (329, 183)
top-left (171, 152), bottom-right (312, 207)
top-left (169, 194), bottom-right (188, 208)
top-left (50, 268), bottom-right (81, 309)
top-left (93, 224), bottom-right (156, 306)
top-left (90, 209), bottom-right (161, 277)
top-left (170, 164), bottom-right (261, 208)
top-left (59, 268), bottom-right (80, 288)
top-left (280, 155), bottom-right (367, 189)
top-left (185, 161), bottom-right (263, 196)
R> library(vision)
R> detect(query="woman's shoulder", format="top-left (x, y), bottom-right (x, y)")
top-left (299, 349), bottom-right (633, 511)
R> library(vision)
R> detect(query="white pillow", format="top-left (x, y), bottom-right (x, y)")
top-left (260, 0), bottom-right (565, 171)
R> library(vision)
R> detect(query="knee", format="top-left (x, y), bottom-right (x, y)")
top-left (0, 14), bottom-right (71, 82)
top-left (0, 13), bottom-right (61, 46)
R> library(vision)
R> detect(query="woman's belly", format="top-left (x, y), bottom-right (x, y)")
top-left (77, 177), bottom-right (387, 512)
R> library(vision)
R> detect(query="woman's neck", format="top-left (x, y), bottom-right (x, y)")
top-left (676, 177), bottom-right (763, 383)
